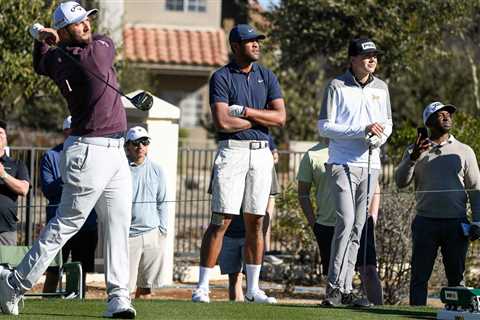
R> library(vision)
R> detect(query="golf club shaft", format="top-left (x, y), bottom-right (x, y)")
top-left (54, 45), bottom-right (131, 102)
top-left (362, 145), bottom-right (373, 302)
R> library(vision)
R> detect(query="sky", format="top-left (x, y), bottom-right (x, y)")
top-left (258, 0), bottom-right (280, 10)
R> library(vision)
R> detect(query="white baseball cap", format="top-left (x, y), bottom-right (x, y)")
top-left (126, 126), bottom-right (150, 142)
top-left (422, 101), bottom-right (456, 125)
top-left (53, 1), bottom-right (98, 30)
top-left (63, 116), bottom-right (72, 130)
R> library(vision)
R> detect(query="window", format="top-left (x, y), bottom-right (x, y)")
top-left (166, 0), bottom-right (184, 11)
top-left (187, 0), bottom-right (206, 12)
top-left (165, 0), bottom-right (206, 12)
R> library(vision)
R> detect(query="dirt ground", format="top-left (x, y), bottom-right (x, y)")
top-left (30, 279), bottom-right (324, 305)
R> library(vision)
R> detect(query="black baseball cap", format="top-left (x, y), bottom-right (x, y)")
top-left (229, 24), bottom-right (266, 43)
top-left (348, 38), bottom-right (383, 57)
top-left (0, 120), bottom-right (6, 131)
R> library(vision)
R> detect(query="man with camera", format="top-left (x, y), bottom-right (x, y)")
top-left (395, 101), bottom-right (480, 305)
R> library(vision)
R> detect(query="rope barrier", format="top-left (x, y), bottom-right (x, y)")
top-left (2, 187), bottom-right (479, 210)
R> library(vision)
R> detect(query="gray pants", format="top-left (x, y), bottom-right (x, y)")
top-left (326, 164), bottom-right (379, 293)
top-left (12, 136), bottom-right (132, 299)
top-left (0, 231), bottom-right (17, 245)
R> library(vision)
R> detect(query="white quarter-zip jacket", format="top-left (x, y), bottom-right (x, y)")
top-left (317, 70), bottom-right (393, 169)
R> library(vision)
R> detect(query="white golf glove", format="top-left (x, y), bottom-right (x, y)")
top-left (365, 133), bottom-right (381, 148)
top-left (228, 104), bottom-right (246, 117)
top-left (29, 23), bottom-right (45, 41)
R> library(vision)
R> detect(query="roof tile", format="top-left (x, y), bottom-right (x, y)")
top-left (123, 26), bottom-right (228, 67)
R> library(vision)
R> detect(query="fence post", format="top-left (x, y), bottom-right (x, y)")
top-left (24, 149), bottom-right (35, 245)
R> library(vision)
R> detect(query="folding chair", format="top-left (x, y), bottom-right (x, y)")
top-left (0, 245), bottom-right (83, 299)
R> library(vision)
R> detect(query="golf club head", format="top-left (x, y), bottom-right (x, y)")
top-left (130, 91), bottom-right (153, 111)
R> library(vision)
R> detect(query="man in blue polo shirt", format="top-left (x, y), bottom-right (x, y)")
top-left (192, 24), bottom-right (286, 304)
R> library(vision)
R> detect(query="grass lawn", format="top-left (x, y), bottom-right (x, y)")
top-left (1, 299), bottom-right (438, 319)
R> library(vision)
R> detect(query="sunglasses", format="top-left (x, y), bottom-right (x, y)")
top-left (131, 139), bottom-right (150, 147)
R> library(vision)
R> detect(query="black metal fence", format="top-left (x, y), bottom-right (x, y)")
top-left (8, 146), bottom-right (409, 257)
top-left (9, 147), bottom-right (309, 253)
top-left (8, 147), bottom-right (49, 245)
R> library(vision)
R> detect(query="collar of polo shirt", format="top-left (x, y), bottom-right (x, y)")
top-left (229, 61), bottom-right (259, 73)
top-left (430, 134), bottom-right (455, 148)
top-left (346, 69), bottom-right (374, 88)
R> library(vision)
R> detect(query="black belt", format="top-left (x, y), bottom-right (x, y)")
top-left (249, 141), bottom-right (269, 150)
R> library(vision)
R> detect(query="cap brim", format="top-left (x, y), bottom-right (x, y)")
top-left (439, 104), bottom-right (456, 114)
top-left (127, 135), bottom-right (150, 142)
top-left (86, 9), bottom-right (98, 17)
top-left (232, 34), bottom-right (266, 42)
top-left (360, 49), bottom-right (383, 56)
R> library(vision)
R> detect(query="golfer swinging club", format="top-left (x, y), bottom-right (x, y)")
top-left (318, 37), bottom-right (392, 307)
top-left (0, 2), bottom-right (135, 318)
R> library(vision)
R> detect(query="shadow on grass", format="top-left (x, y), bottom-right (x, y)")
top-left (23, 312), bottom-right (101, 318)
top-left (271, 304), bottom-right (437, 319)
top-left (350, 307), bottom-right (437, 320)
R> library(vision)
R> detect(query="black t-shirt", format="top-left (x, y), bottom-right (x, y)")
top-left (0, 154), bottom-right (30, 232)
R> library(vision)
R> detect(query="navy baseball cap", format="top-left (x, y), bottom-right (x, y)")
top-left (229, 24), bottom-right (266, 43)
top-left (348, 38), bottom-right (382, 57)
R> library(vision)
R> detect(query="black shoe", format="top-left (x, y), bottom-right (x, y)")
top-left (342, 293), bottom-right (372, 308)
top-left (322, 288), bottom-right (342, 307)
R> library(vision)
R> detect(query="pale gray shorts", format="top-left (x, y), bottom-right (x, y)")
top-left (128, 228), bottom-right (167, 291)
top-left (211, 140), bottom-right (273, 216)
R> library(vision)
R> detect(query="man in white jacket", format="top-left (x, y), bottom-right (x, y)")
top-left (317, 37), bottom-right (392, 307)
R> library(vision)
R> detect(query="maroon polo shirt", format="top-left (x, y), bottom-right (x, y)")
top-left (33, 34), bottom-right (126, 137)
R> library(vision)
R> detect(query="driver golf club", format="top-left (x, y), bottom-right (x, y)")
top-left (55, 45), bottom-right (153, 111)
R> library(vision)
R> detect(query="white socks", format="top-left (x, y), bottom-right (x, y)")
top-left (246, 264), bottom-right (261, 295)
top-left (198, 266), bottom-right (212, 291)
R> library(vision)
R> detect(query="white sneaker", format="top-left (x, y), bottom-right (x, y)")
top-left (0, 266), bottom-right (23, 315)
top-left (192, 288), bottom-right (210, 303)
top-left (264, 255), bottom-right (283, 265)
top-left (245, 290), bottom-right (277, 304)
top-left (103, 296), bottom-right (136, 319)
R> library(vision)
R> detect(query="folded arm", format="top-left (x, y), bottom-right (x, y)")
top-left (212, 102), bottom-right (253, 133)
top-left (243, 98), bottom-right (286, 128)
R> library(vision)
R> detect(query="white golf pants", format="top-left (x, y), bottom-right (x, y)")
top-left (13, 136), bottom-right (132, 299)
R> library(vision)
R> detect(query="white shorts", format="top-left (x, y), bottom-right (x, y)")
top-left (128, 228), bottom-right (167, 292)
top-left (211, 140), bottom-right (273, 216)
